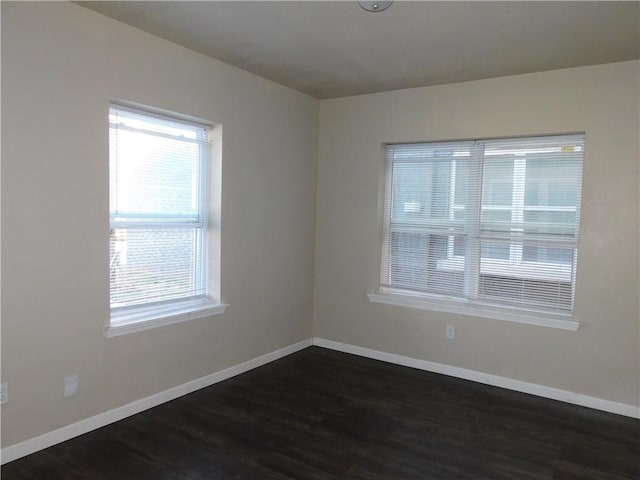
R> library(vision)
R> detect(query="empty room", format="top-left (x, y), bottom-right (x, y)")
top-left (1, 1), bottom-right (639, 478)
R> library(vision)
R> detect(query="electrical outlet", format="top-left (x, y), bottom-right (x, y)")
top-left (446, 325), bottom-right (455, 339)
top-left (0, 382), bottom-right (8, 405)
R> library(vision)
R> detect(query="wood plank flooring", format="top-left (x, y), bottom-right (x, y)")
top-left (2, 347), bottom-right (639, 479)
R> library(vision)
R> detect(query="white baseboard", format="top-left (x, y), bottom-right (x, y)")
top-left (3, 336), bottom-right (637, 465)
top-left (0, 339), bottom-right (312, 465)
top-left (312, 337), bottom-right (640, 419)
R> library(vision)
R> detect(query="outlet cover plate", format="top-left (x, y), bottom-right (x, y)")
top-left (64, 374), bottom-right (79, 397)
top-left (0, 382), bottom-right (8, 405)
top-left (446, 325), bottom-right (455, 339)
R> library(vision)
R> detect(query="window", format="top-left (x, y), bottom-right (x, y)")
top-left (375, 134), bottom-right (584, 325)
top-left (109, 104), bottom-right (224, 335)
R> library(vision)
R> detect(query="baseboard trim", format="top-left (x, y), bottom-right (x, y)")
top-left (312, 337), bottom-right (640, 419)
top-left (4, 336), bottom-right (637, 464)
top-left (0, 338), bottom-right (312, 465)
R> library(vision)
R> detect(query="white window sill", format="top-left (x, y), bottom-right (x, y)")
top-left (106, 299), bottom-right (228, 337)
top-left (367, 291), bottom-right (579, 331)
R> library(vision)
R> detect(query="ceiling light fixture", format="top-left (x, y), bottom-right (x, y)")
top-left (358, 1), bottom-right (393, 13)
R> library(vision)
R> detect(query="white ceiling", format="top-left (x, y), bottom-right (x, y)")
top-left (78, 1), bottom-right (640, 99)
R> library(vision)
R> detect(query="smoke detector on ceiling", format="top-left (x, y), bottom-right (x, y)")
top-left (358, 1), bottom-right (393, 13)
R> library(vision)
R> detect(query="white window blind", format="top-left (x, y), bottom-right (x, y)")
top-left (381, 134), bottom-right (584, 314)
top-left (109, 105), bottom-right (210, 312)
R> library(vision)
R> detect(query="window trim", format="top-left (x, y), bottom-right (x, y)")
top-left (106, 298), bottom-right (228, 337)
top-left (107, 101), bottom-right (225, 336)
top-left (367, 291), bottom-right (579, 331)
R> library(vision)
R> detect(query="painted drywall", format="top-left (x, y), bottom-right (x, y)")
top-left (1, 2), bottom-right (317, 447)
top-left (314, 61), bottom-right (640, 407)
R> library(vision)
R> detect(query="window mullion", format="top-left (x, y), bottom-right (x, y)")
top-left (510, 155), bottom-right (527, 264)
top-left (195, 130), bottom-right (209, 300)
top-left (464, 143), bottom-right (483, 299)
top-left (447, 160), bottom-right (457, 258)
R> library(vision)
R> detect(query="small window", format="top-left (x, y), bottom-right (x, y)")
top-left (109, 104), bottom-right (223, 334)
top-left (379, 134), bottom-right (584, 317)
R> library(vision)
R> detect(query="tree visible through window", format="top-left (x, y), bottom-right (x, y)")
top-left (381, 134), bottom-right (584, 314)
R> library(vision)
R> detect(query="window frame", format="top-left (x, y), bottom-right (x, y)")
top-left (106, 102), bottom-right (227, 337)
top-left (372, 134), bottom-right (584, 331)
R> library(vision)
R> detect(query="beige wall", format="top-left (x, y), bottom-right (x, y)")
top-left (2, 0), bottom-right (638, 453)
top-left (1, 2), bottom-right (318, 447)
top-left (314, 61), bottom-right (640, 407)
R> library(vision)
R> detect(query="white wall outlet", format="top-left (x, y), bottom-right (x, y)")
top-left (64, 374), bottom-right (80, 397)
top-left (0, 382), bottom-right (8, 405)
top-left (446, 324), bottom-right (455, 339)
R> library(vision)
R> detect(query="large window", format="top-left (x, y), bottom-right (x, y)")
top-left (379, 134), bottom-right (584, 318)
top-left (109, 104), bottom-right (222, 333)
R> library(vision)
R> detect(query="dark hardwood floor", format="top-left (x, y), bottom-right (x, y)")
top-left (2, 347), bottom-right (639, 479)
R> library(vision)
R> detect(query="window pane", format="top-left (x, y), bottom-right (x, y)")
top-left (391, 162), bottom-right (433, 223)
top-left (481, 209), bottom-right (511, 222)
top-left (524, 210), bottom-right (576, 224)
top-left (109, 127), bottom-right (200, 218)
top-left (481, 241), bottom-right (510, 260)
top-left (110, 228), bottom-right (204, 308)
top-left (389, 231), bottom-right (429, 290)
top-left (523, 210), bottom-right (577, 231)
top-left (389, 232), bottom-right (464, 296)
top-left (480, 156), bottom-right (517, 229)
top-left (389, 143), bottom-right (475, 230)
top-left (522, 245), bottom-right (574, 264)
top-left (478, 239), bottom-right (575, 312)
top-left (525, 157), bottom-right (581, 207)
top-left (453, 162), bottom-right (468, 206)
top-left (478, 275), bottom-right (573, 311)
top-left (453, 234), bottom-right (466, 257)
top-left (482, 158), bottom-right (514, 206)
top-left (391, 160), bottom-right (453, 223)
